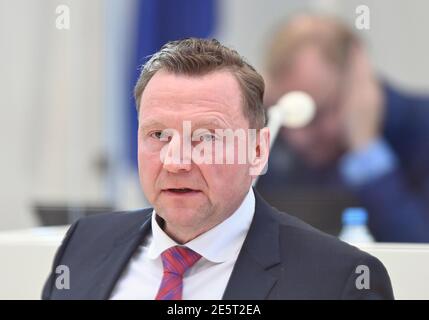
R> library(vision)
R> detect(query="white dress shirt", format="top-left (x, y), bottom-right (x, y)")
top-left (110, 187), bottom-right (255, 300)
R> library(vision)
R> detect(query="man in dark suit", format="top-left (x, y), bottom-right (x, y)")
top-left (42, 38), bottom-right (394, 300)
top-left (258, 15), bottom-right (429, 242)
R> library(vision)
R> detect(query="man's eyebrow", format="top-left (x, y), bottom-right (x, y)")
top-left (139, 119), bottom-right (228, 131)
top-left (139, 120), bottom-right (165, 131)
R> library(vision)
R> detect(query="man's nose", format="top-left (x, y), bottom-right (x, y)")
top-left (161, 134), bottom-right (192, 173)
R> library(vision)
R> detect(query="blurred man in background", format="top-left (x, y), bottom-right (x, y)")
top-left (257, 14), bottom-right (429, 242)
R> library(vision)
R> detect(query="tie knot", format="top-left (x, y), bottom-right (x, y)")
top-left (160, 246), bottom-right (202, 276)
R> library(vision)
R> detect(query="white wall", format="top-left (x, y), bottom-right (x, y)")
top-left (0, 0), bottom-right (106, 230)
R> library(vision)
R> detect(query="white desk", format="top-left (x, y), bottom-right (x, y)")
top-left (0, 226), bottom-right (68, 300)
top-left (0, 226), bottom-right (428, 299)
top-left (357, 243), bottom-right (429, 299)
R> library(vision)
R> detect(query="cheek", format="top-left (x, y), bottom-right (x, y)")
top-left (320, 116), bottom-right (343, 143)
top-left (138, 135), bottom-right (165, 164)
top-left (283, 128), bottom-right (313, 149)
top-left (197, 164), bottom-right (226, 194)
top-left (138, 143), bottom-right (162, 193)
top-left (199, 162), bottom-right (250, 196)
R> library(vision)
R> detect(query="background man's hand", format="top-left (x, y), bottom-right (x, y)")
top-left (340, 44), bottom-right (385, 152)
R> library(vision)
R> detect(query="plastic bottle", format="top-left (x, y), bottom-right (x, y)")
top-left (338, 207), bottom-right (375, 244)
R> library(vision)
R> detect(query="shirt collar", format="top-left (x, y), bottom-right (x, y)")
top-left (147, 187), bottom-right (255, 263)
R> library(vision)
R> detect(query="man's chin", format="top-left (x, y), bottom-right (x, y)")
top-left (155, 206), bottom-right (207, 228)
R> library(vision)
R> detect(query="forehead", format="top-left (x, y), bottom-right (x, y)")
top-left (139, 70), bottom-right (246, 127)
top-left (282, 46), bottom-right (340, 106)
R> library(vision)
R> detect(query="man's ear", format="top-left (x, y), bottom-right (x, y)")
top-left (248, 127), bottom-right (270, 177)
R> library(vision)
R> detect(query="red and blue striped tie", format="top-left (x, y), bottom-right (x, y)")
top-left (155, 246), bottom-right (202, 300)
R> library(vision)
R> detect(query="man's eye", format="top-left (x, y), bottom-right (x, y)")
top-left (150, 131), bottom-right (170, 140)
top-left (198, 133), bottom-right (216, 142)
top-left (150, 131), bottom-right (161, 139)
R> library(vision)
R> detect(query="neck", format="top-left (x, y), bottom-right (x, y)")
top-left (164, 225), bottom-right (211, 244)
top-left (155, 214), bottom-right (226, 244)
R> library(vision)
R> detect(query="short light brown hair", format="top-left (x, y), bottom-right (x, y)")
top-left (134, 38), bottom-right (266, 129)
top-left (266, 15), bottom-right (359, 79)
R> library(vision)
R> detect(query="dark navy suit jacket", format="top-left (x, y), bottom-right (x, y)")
top-left (361, 84), bottom-right (429, 241)
top-left (42, 189), bottom-right (394, 300)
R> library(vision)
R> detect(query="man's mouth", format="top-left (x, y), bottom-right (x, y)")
top-left (162, 188), bottom-right (201, 195)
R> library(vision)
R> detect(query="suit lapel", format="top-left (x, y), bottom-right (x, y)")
top-left (223, 189), bottom-right (281, 299)
top-left (86, 212), bottom-right (152, 299)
